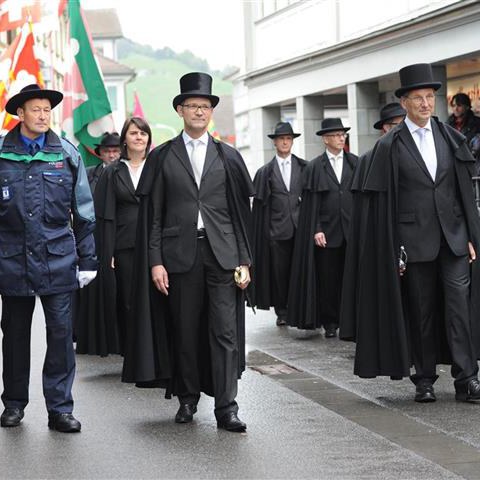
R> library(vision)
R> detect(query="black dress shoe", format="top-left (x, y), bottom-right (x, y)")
top-left (276, 316), bottom-right (287, 326)
top-left (1, 408), bottom-right (24, 427)
top-left (324, 326), bottom-right (337, 338)
top-left (414, 382), bottom-right (436, 403)
top-left (48, 413), bottom-right (81, 433)
top-left (456, 378), bottom-right (480, 402)
top-left (175, 404), bottom-right (197, 423)
top-left (217, 412), bottom-right (246, 432)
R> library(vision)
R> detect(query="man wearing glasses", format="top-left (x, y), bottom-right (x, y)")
top-left (345, 63), bottom-right (480, 404)
top-left (133, 72), bottom-right (253, 432)
top-left (288, 118), bottom-right (357, 338)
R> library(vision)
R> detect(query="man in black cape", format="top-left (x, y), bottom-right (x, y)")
top-left (124, 72), bottom-right (254, 432)
top-left (287, 118), bottom-right (357, 337)
top-left (251, 122), bottom-right (306, 326)
top-left (340, 63), bottom-right (480, 403)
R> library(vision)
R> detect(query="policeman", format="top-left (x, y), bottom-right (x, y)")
top-left (0, 84), bottom-right (97, 432)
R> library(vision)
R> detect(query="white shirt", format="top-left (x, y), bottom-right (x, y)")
top-left (404, 116), bottom-right (437, 180)
top-left (326, 149), bottom-right (343, 182)
top-left (182, 130), bottom-right (209, 229)
top-left (121, 158), bottom-right (146, 190)
top-left (276, 154), bottom-right (292, 191)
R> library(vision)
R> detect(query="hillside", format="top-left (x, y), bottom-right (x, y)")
top-left (120, 52), bottom-right (233, 145)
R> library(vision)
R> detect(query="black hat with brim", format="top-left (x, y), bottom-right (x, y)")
top-left (394, 63), bottom-right (442, 98)
top-left (267, 121), bottom-right (301, 139)
top-left (5, 83), bottom-right (63, 115)
top-left (94, 132), bottom-right (121, 155)
top-left (316, 117), bottom-right (350, 136)
top-left (172, 72), bottom-right (219, 111)
top-left (373, 102), bottom-right (406, 129)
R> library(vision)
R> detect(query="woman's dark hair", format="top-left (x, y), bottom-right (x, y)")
top-left (451, 93), bottom-right (471, 109)
top-left (120, 116), bottom-right (152, 159)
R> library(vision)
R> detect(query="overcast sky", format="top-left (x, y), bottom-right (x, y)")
top-left (82, 0), bottom-right (245, 70)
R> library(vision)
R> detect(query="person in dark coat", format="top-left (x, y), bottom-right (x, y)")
top-left (251, 122), bottom-right (307, 326)
top-left (74, 131), bottom-right (121, 356)
top-left (447, 93), bottom-right (480, 164)
top-left (130, 73), bottom-right (253, 432)
top-left (87, 132), bottom-right (121, 194)
top-left (287, 118), bottom-right (357, 338)
top-left (0, 84), bottom-right (97, 432)
top-left (341, 63), bottom-right (480, 404)
top-left (93, 117), bottom-right (152, 356)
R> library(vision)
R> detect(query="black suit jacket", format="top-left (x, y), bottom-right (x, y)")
top-left (396, 122), bottom-right (469, 262)
top-left (149, 134), bottom-right (250, 272)
top-left (314, 151), bottom-right (357, 248)
top-left (87, 163), bottom-right (104, 194)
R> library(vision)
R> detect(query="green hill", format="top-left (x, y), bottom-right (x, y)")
top-left (121, 53), bottom-right (233, 145)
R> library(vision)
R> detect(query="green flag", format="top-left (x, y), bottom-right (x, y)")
top-left (62, 0), bottom-right (114, 167)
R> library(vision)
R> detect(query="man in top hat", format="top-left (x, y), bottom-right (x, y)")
top-left (287, 118), bottom-right (357, 337)
top-left (0, 84), bottom-right (97, 432)
top-left (447, 93), bottom-right (480, 163)
top-left (342, 63), bottom-right (480, 403)
top-left (130, 72), bottom-right (253, 432)
top-left (251, 122), bottom-right (307, 326)
top-left (87, 131), bottom-right (121, 193)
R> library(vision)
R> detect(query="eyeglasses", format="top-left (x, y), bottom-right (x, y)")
top-left (181, 104), bottom-right (213, 113)
top-left (405, 94), bottom-right (435, 106)
top-left (323, 132), bottom-right (347, 138)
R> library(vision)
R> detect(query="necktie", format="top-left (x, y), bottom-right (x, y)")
top-left (333, 155), bottom-right (342, 182)
top-left (417, 128), bottom-right (437, 180)
top-left (29, 142), bottom-right (39, 157)
top-left (190, 140), bottom-right (203, 187)
top-left (281, 160), bottom-right (290, 191)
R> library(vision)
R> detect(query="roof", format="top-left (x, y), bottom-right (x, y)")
top-left (97, 52), bottom-right (136, 80)
top-left (84, 9), bottom-right (123, 39)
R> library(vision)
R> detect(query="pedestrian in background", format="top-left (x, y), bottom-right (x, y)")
top-left (251, 122), bottom-right (307, 326)
top-left (0, 84), bottom-right (97, 432)
top-left (288, 118), bottom-right (357, 338)
top-left (87, 131), bottom-right (121, 193)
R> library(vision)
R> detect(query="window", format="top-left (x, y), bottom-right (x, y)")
top-left (107, 85), bottom-right (118, 110)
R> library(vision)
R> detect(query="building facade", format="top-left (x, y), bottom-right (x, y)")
top-left (235, 0), bottom-right (480, 173)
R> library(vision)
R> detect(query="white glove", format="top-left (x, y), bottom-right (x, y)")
top-left (77, 270), bottom-right (97, 288)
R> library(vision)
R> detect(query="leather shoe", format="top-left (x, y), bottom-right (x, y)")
top-left (175, 404), bottom-right (197, 423)
top-left (48, 413), bottom-right (81, 432)
top-left (1, 408), bottom-right (24, 427)
top-left (217, 412), bottom-right (246, 432)
top-left (324, 325), bottom-right (337, 338)
top-left (414, 382), bottom-right (436, 403)
top-left (276, 315), bottom-right (287, 326)
top-left (456, 378), bottom-right (480, 402)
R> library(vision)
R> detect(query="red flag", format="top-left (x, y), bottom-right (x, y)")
top-left (0, 20), bottom-right (44, 132)
top-left (132, 91), bottom-right (145, 119)
top-left (0, 1), bottom-right (41, 32)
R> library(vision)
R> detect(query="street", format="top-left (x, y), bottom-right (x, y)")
top-left (1, 302), bottom-right (479, 479)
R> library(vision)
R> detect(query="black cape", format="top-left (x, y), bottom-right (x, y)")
top-left (122, 136), bottom-right (254, 398)
top-left (75, 163), bottom-right (120, 356)
top-left (339, 118), bottom-right (480, 378)
top-left (250, 155), bottom-right (307, 309)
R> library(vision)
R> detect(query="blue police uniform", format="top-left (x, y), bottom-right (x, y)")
top-left (0, 124), bottom-right (96, 416)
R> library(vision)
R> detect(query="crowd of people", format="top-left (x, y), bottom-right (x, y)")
top-left (1, 63), bottom-right (480, 435)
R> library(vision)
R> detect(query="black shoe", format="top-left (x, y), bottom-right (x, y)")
top-left (48, 413), bottom-right (81, 433)
top-left (276, 316), bottom-right (287, 326)
top-left (324, 326), bottom-right (337, 338)
top-left (217, 412), bottom-right (246, 432)
top-left (175, 404), bottom-right (197, 423)
top-left (456, 378), bottom-right (480, 402)
top-left (0, 408), bottom-right (24, 428)
top-left (414, 382), bottom-right (436, 403)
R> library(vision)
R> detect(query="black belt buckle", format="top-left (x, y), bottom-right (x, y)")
top-left (197, 228), bottom-right (206, 239)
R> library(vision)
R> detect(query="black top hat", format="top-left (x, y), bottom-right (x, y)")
top-left (395, 63), bottom-right (442, 98)
top-left (316, 118), bottom-right (350, 136)
top-left (94, 132), bottom-right (121, 155)
top-left (172, 72), bottom-right (219, 111)
top-left (373, 102), bottom-right (406, 130)
top-left (5, 83), bottom-right (63, 115)
top-left (267, 121), bottom-right (301, 139)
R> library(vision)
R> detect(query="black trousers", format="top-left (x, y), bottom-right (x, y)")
top-left (114, 248), bottom-right (134, 354)
top-left (270, 237), bottom-right (294, 316)
top-left (168, 238), bottom-right (238, 419)
top-left (314, 242), bottom-right (346, 328)
top-left (1, 292), bottom-right (76, 414)
top-left (403, 245), bottom-right (478, 386)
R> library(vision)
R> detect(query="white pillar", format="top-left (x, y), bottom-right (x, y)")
top-left (249, 106), bottom-right (280, 173)
top-left (296, 95), bottom-right (325, 161)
